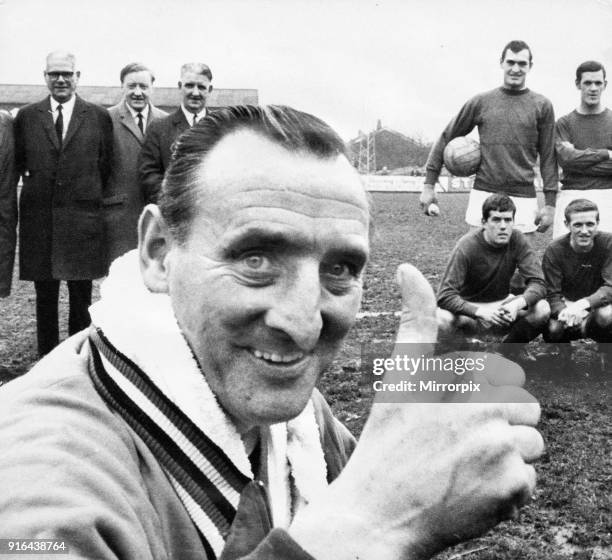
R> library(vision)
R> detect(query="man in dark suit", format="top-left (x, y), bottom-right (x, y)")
top-left (105, 63), bottom-right (166, 265)
top-left (0, 111), bottom-right (17, 299)
top-left (139, 62), bottom-right (213, 203)
top-left (14, 50), bottom-right (113, 356)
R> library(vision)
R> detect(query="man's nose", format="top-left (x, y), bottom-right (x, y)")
top-left (264, 263), bottom-right (323, 351)
top-left (133, 85), bottom-right (143, 96)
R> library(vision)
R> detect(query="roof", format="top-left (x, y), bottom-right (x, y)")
top-left (347, 125), bottom-right (417, 146)
top-left (0, 84), bottom-right (258, 108)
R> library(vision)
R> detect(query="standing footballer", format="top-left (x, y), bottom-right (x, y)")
top-left (420, 40), bottom-right (558, 237)
top-left (553, 61), bottom-right (612, 237)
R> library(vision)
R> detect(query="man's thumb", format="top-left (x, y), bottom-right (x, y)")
top-left (395, 263), bottom-right (438, 347)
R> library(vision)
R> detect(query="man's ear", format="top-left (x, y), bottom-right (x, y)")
top-left (138, 204), bottom-right (173, 293)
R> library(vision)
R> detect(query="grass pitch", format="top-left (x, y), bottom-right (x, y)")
top-left (321, 192), bottom-right (610, 559)
top-left (0, 192), bottom-right (609, 558)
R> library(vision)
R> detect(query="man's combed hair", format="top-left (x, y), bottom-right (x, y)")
top-left (159, 105), bottom-right (348, 244)
top-left (500, 40), bottom-right (532, 64)
top-left (180, 62), bottom-right (213, 81)
top-left (575, 60), bottom-right (606, 83)
top-left (46, 50), bottom-right (76, 68)
top-left (481, 193), bottom-right (517, 221)
top-left (564, 198), bottom-right (599, 222)
top-left (120, 62), bottom-right (155, 84)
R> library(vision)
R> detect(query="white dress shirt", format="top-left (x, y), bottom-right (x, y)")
top-left (126, 103), bottom-right (150, 133)
top-left (181, 105), bottom-right (207, 126)
top-left (50, 95), bottom-right (76, 140)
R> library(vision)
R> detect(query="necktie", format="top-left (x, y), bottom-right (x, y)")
top-left (137, 112), bottom-right (144, 134)
top-left (192, 114), bottom-right (197, 127)
top-left (55, 104), bottom-right (63, 145)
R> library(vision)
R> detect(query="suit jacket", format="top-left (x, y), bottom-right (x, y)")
top-left (0, 111), bottom-right (18, 297)
top-left (138, 108), bottom-right (190, 203)
top-left (105, 101), bottom-right (167, 265)
top-left (14, 95), bottom-right (114, 281)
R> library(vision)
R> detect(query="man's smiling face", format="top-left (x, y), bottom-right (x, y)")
top-left (567, 210), bottom-right (599, 253)
top-left (500, 48), bottom-right (531, 90)
top-left (165, 129), bottom-right (370, 432)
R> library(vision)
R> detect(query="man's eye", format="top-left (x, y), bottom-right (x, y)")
top-left (330, 263), bottom-right (348, 276)
top-left (242, 254), bottom-right (268, 270)
top-left (322, 261), bottom-right (356, 279)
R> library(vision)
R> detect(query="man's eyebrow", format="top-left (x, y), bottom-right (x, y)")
top-left (219, 226), bottom-right (369, 261)
top-left (219, 227), bottom-right (308, 256)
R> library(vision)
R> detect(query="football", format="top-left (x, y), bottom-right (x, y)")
top-left (443, 136), bottom-right (481, 177)
top-left (427, 203), bottom-right (440, 216)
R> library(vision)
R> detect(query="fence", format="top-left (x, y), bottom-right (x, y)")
top-left (362, 175), bottom-right (544, 193)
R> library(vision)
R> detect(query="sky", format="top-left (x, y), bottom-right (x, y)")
top-left (2, 0), bottom-right (612, 141)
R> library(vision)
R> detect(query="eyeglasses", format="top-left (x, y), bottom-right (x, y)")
top-left (46, 71), bottom-right (75, 80)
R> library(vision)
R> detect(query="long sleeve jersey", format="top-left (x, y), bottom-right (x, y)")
top-left (555, 108), bottom-right (612, 190)
top-left (437, 229), bottom-right (547, 317)
top-left (426, 87), bottom-right (558, 204)
top-left (542, 232), bottom-right (612, 318)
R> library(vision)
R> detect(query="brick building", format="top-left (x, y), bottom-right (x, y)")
top-left (347, 121), bottom-right (431, 174)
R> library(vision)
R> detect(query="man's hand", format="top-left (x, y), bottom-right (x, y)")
top-left (475, 303), bottom-right (512, 327)
top-left (499, 296), bottom-right (527, 324)
top-left (290, 264), bottom-right (544, 560)
top-left (420, 184), bottom-right (439, 216)
top-left (558, 299), bottom-right (590, 328)
top-left (535, 205), bottom-right (555, 233)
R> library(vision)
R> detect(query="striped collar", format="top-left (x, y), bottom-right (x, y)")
top-left (88, 251), bottom-right (328, 557)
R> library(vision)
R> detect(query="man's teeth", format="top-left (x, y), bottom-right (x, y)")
top-left (251, 349), bottom-right (304, 363)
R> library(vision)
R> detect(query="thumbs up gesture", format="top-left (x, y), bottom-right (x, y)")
top-left (291, 264), bottom-right (544, 559)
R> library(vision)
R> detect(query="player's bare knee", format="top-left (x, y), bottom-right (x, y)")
top-left (455, 314), bottom-right (479, 332)
top-left (544, 319), bottom-right (565, 342)
top-left (436, 308), bottom-right (455, 334)
top-left (593, 304), bottom-right (612, 327)
top-left (527, 300), bottom-right (550, 326)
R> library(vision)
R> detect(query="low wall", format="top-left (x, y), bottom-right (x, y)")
top-left (362, 174), bottom-right (545, 193)
top-left (362, 175), bottom-right (473, 192)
